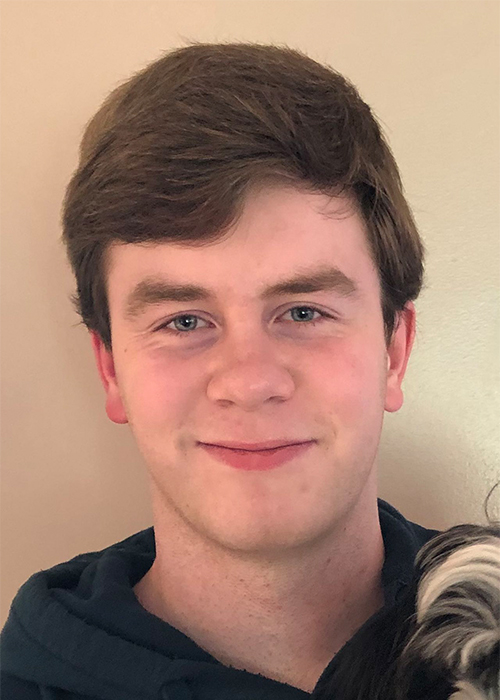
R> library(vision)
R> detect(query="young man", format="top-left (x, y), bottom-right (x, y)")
top-left (1, 43), bottom-right (437, 699)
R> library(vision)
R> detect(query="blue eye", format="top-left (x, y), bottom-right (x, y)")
top-left (171, 315), bottom-right (206, 333)
top-left (154, 314), bottom-right (211, 337)
top-left (286, 307), bottom-right (322, 323)
top-left (158, 306), bottom-right (331, 337)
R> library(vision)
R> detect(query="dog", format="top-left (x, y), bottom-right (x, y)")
top-left (313, 523), bottom-right (500, 700)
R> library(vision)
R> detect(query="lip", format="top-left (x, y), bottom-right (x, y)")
top-left (198, 440), bottom-right (313, 451)
top-left (199, 440), bottom-right (315, 471)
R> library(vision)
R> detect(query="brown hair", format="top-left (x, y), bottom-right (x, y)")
top-left (62, 42), bottom-right (424, 349)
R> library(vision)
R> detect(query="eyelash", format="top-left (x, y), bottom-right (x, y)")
top-left (155, 306), bottom-right (335, 338)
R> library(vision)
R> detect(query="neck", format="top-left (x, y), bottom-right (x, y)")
top-left (134, 485), bottom-right (384, 693)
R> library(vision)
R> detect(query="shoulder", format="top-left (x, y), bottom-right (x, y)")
top-left (1, 672), bottom-right (42, 699)
top-left (0, 527), bottom-right (155, 694)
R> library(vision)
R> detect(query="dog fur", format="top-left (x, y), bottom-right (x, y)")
top-left (313, 524), bottom-right (500, 700)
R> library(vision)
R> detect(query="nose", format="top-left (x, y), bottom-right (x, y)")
top-left (206, 333), bottom-right (295, 410)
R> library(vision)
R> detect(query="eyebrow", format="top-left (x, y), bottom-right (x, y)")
top-left (124, 265), bottom-right (358, 320)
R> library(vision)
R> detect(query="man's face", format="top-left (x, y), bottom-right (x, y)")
top-left (93, 186), bottom-right (414, 554)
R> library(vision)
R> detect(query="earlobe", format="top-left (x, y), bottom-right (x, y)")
top-left (384, 302), bottom-right (416, 413)
top-left (90, 331), bottom-right (128, 424)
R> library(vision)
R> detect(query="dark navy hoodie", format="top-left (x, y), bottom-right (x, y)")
top-left (1, 500), bottom-right (438, 699)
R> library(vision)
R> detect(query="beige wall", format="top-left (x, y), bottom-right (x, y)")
top-left (1, 1), bottom-right (499, 624)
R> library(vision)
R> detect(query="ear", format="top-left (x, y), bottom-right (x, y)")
top-left (90, 331), bottom-right (128, 424)
top-left (384, 302), bottom-right (416, 413)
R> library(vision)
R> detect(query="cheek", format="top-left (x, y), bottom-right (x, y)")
top-left (117, 351), bottom-right (201, 428)
top-left (316, 340), bottom-right (387, 421)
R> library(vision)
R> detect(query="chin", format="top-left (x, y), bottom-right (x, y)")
top-left (190, 497), bottom-right (342, 557)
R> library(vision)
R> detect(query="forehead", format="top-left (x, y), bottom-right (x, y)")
top-left (105, 186), bottom-right (378, 306)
